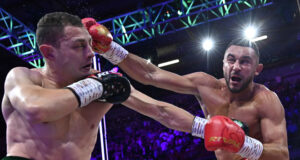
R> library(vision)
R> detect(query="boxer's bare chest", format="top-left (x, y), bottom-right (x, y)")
top-left (3, 69), bottom-right (109, 159)
top-left (15, 70), bottom-right (110, 139)
top-left (196, 87), bottom-right (262, 139)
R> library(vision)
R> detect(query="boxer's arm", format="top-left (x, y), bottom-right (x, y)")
top-left (122, 86), bottom-right (194, 132)
top-left (5, 67), bottom-right (78, 123)
top-left (119, 54), bottom-right (199, 95)
top-left (83, 18), bottom-right (209, 95)
top-left (258, 92), bottom-right (289, 160)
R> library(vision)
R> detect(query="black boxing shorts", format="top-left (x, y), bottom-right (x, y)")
top-left (1, 156), bottom-right (32, 160)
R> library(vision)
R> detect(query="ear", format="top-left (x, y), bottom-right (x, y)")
top-left (254, 63), bottom-right (263, 76)
top-left (39, 44), bottom-right (56, 61)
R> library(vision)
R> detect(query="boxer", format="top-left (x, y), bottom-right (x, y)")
top-left (84, 17), bottom-right (289, 160)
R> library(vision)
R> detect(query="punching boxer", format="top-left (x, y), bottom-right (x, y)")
top-left (84, 17), bottom-right (289, 160)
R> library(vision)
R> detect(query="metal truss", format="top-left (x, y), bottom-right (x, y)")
top-left (0, 7), bottom-right (44, 68)
top-left (0, 0), bottom-right (272, 67)
top-left (99, 0), bottom-right (273, 46)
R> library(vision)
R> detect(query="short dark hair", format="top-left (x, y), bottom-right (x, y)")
top-left (226, 39), bottom-right (260, 59)
top-left (36, 12), bottom-right (83, 47)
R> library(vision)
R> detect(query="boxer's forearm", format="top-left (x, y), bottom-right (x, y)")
top-left (153, 101), bottom-right (194, 132)
top-left (9, 86), bottom-right (78, 123)
top-left (119, 54), bottom-right (197, 95)
top-left (259, 144), bottom-right (289, 160)
top-left (123, 87), bottom-right (194, 133)
top-left (119, 53), bottom-right (156, 85)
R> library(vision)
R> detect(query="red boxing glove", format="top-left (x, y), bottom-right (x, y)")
top-left (82, 17), bottom-right (97, 30)
top-left (204, 115), bottom-right (245, 153)
top-left (82, 17), bottom-right (113, 53)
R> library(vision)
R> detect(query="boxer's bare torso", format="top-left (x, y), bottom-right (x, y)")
top-left (115, 42), bottom-right (289, 159)
top-left (189, 73), bottom-right (285, 160)
top-left (2, 67), bottom-right (112, 160)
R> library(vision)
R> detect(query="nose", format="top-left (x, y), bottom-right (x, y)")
top-left (232, 61), bottom-right (241, 71)
top-left (86, 46), bottom-right (95, 59)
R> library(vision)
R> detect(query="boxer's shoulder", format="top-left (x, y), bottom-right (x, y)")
top-left (5, 67), bottom-right (43, 86)
top-left (7, 66), bottom-right (34, 77)
top-left (253, 83), bottom-right (283, 115)
top-left (254, 84), bottom-right (278, 102)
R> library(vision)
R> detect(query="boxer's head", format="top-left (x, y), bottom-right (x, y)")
top-left (223, 39), bottom-right (263, 93)
top-left (37, 12), bottom-right (94, 79)
top-left (36, 12), bottom-right (83, 47)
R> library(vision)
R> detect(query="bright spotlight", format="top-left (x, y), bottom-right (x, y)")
top-left (202, 38), bottom-right (214, 51)
top-left (244, 26), bottom-right (257, 40)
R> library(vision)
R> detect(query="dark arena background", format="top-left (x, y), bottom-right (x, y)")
top-left (0, 0), bottom-right (300, 159)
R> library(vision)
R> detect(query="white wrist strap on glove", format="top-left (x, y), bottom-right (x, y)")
top-left (102, 41), bottom-right (129, 65)
top-left (67, 78), bottom-right (103, 107)
top-left (191, 116), bottom-right (208, 138)
top-left (237, 136), bottom-right (263, 160)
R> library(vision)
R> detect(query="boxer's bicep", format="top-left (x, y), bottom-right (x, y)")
top-left (123, 86), bottom-right (194, 133)
top-left (259, 93), bottom-right (289, 159)
top-left (5, 67), bottom-right (78, 122)
top-left (119, 54), bottom-right (198, 95)
top-left (183, 72), bottom-right (218, 87)
top-left (5, 67), bottom-right (43, 120)
top-left (260, 93), bottom-right (287, 145)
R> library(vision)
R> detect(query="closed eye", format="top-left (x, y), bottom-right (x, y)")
top-left (73, 42), bottom-right (87, 49)
top-left (72, 38), bottom-right (90, 49)
top-left (89, 38), bottom-right (92, 46)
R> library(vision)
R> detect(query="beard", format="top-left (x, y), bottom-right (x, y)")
top-left (224, 72), bottom-right (254, 93)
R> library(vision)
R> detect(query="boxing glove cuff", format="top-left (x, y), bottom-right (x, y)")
top-left (66, 78), bottom-right (103, 107)
top-left (237, 136), bottom-right (263, 160)
top-left (102, 41), bottom-right (129, 65)
top-left (191, 116), bottom-right (208, 138)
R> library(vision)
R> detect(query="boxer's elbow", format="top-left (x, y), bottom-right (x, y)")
top-left (18, 96), bottom-right (49, 123)
top-left (23, 104), bottom-right (46, 123)
top-left (141, 71), bottom-right (156, 85)
top-left (140, 67), bottom-right (163, 86)
top-left (260, 144), bottom-right (289, 160)
top-left (22, 97), bottom-right (50, 123)
top-left (9, 95), bottom-right (42, 123)
top-left (280, 147), bottom-right (289, 160)
top-left (269, 146), bottom-right (289, 160)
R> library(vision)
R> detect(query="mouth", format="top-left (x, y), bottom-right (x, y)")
top-left (230, 75), bottom-right (242, 83)
top-left (82, 63), bottom-right (92, 70)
